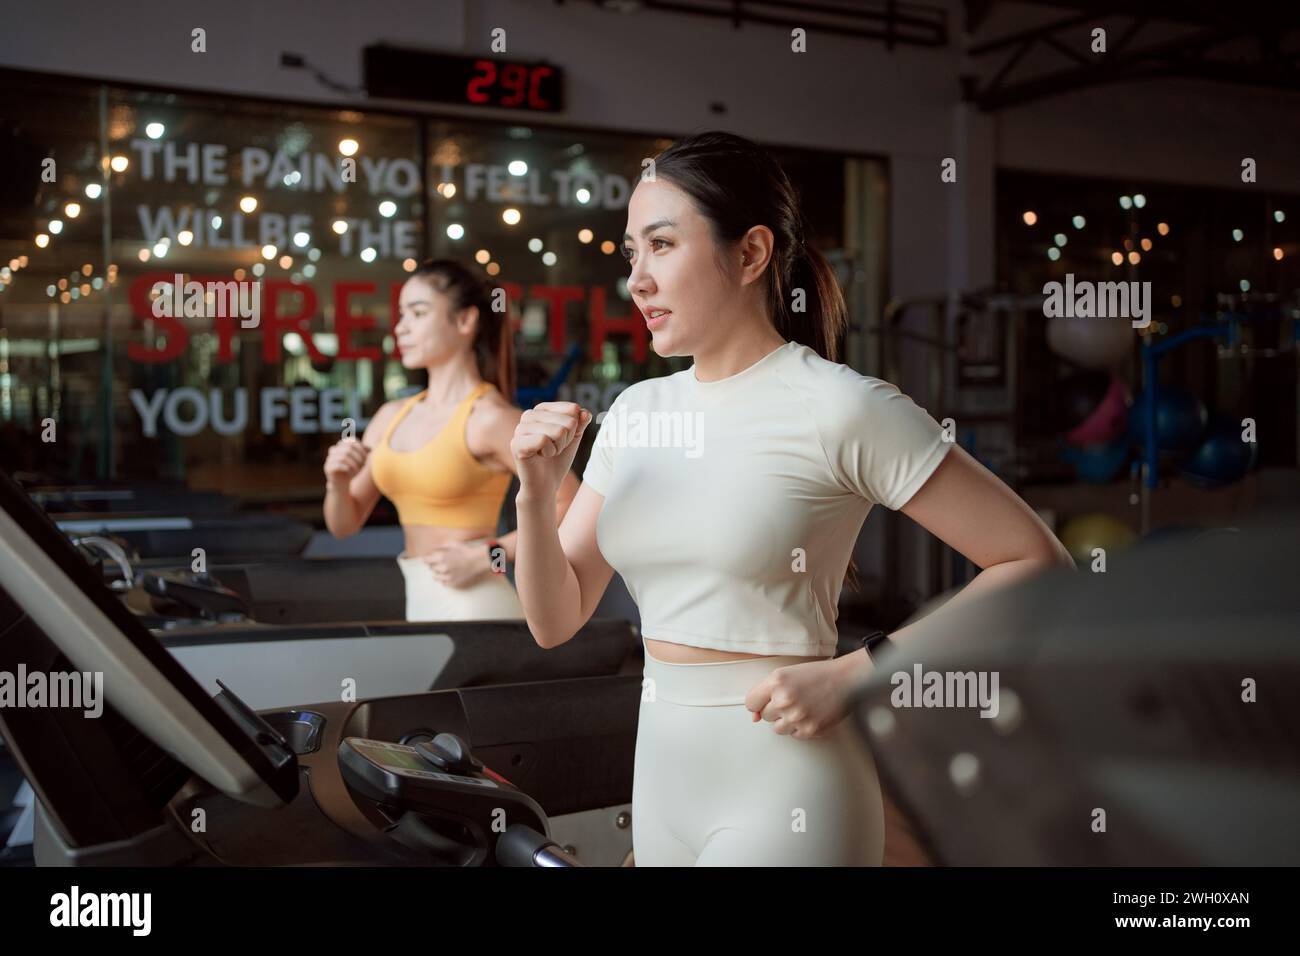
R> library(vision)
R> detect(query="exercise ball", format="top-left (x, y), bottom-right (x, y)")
top-left (1127, 387), bottom-right (1208, 454)
top-left (1059, 438), bottom-right (1130, 484)
top-left (1178, 417), bottom-right (1258, 488)
top-left (1046, 315), bottom-right (1132, 369)
top-left (1058, 513), bottom-right (1137, 563)
top-left (1065, 375), bottom-right (1131, 446)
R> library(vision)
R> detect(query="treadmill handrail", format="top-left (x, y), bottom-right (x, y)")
top-left (0, 470), bottom-right (298, 810)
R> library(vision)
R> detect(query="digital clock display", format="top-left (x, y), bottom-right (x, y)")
top-left (364, 45), bottom-right (563, 113)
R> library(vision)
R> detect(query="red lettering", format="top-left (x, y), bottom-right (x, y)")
top-left (589, 286), bottom-right (648, 363)
top-left (335, 282), bottom-right (381, 362)
top-left (262, 280), bottom-right (323, 363)
top-left (527, 285), bottom-right (585, 353)
top-left (127, 273), bottom-right (188, 362)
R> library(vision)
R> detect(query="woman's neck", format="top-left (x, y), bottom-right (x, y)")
top-left (692, 323), bottom-right (787, 382)
top-left (422, 353), bottom-right (483, 405)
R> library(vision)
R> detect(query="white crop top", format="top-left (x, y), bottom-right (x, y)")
top-left (582, 340), bottom-right (953, 657)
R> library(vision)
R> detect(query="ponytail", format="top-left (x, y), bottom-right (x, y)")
top-left (773, 233), bottom-right (849, 364)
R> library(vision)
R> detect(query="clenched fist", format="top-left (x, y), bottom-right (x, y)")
top-left (511, 401), bottom-right (592, 497)
top-left (324, 437), bottom-right (369, 488)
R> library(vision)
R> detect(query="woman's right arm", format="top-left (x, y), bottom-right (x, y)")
top-left (511, 402), bottom-right (614, 648)
top-left (516, 483), bottom-right (615, 648)
top-left (323, 403), bottom-right (394, 539)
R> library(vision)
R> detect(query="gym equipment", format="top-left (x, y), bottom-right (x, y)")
top-left (24, 482), bottom-right (236, 515)
top-left (1126, 386), bottom-right (1207, 454)
top-left (516, 342), bottom-right (585, 409)
top-left (1057, 512), bottom-right (1136, 563)
top-left (159, 617), bottom-right (638, 711)
top-left (51, 517), bottom-right (639, 711)
top-left (1045, 313), bottom-right (1131, 369)
top-left (130, 556), bottom-right (408, 626)
top-left (874, 291), bottom-right (1033, 603)
top-left (1177, 415), bottom-right (1258, 488)
top-left (1133, 299), bottom-right (1295, 534)
top-left (0, 468), bottom-right (637, 867)
top-left (54, 510), bottom-right (314, 561)
top-left (1058, 438), bottom-right (1129, 484)
top-left (851, 508), bottom-right (1300, 865)
top-left (1063, 374), bottom-right (1129, 446)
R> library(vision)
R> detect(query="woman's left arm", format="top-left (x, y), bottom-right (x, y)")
top-left (749, 444), bottom-right (1074, 737)
top-left (887, 443), bottom-right (1075, 638)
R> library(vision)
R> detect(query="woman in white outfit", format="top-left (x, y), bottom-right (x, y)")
top-left (510, 132), bottom-right (1074, 865)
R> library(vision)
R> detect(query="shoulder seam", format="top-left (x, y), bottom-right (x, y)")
top-left (771, 365), bottom-right (842, 487)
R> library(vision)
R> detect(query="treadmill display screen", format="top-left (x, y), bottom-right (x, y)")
top-left (360, 744), bottom-right (426, 772)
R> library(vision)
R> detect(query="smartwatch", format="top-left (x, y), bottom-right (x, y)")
top-left (859, 628), bottom-right (893, 663)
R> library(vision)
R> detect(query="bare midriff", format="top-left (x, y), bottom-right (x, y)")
top-left (402, 524), bottom-right (498, 560)
top-left (643, 636), bottom-right (825, 665)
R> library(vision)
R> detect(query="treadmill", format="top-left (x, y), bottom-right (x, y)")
top-left (849, 507), bottom-right (1300, 866)
top-left (0, 469), bottom-right (640, 867)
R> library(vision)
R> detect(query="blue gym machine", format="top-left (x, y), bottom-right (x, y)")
top-left (1134, 301), bottom-right (1299, 534)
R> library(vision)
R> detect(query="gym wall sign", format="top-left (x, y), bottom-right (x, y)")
top-left (130, 136), bottom-right (631, 262)
top-left (125, 275), bottom-right (652, 365)
top-left (124, 274), bottom-right (650, 436)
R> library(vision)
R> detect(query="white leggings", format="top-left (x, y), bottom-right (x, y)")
top-left (396, 553), bottom-right (526, 622)
top-left (633, 649), bottom-right (884, 866)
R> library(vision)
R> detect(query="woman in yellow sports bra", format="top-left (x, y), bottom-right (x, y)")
top-left (322, 258), bottom-right (580, 622)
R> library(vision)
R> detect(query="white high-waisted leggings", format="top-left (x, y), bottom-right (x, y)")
top-left (633, 649), bottom-right (885, 866)
top-left (396, 552), bottom-right (526, 622)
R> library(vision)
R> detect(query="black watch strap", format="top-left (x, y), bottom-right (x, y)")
top-left (861, 629), bottom-right (893, 662)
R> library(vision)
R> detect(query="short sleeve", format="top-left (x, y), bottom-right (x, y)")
top-left (580, 389), bottom-right (628, 496)
top-left (823, 376), bottom-right (953, 510)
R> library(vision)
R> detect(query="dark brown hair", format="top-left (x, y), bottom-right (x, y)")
top-left (411, 258), bottom-right (516, 400)
top-left (648, 130), bottom-right (860, 592)
top-left (648, 130), bottom-right (849, 362)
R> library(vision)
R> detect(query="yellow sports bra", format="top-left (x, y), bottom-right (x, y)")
top-left (369, 382), bottom-right (513, 529)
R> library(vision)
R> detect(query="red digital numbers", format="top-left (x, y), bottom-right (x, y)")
top-left (528, 66), bottom-right (553, 109)
top-left (466, 59), bottom-right (495, 104)
top-left (466, 58), bottom-right (553, 110)
top-left (499, 63), bottom-right (528, 106)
